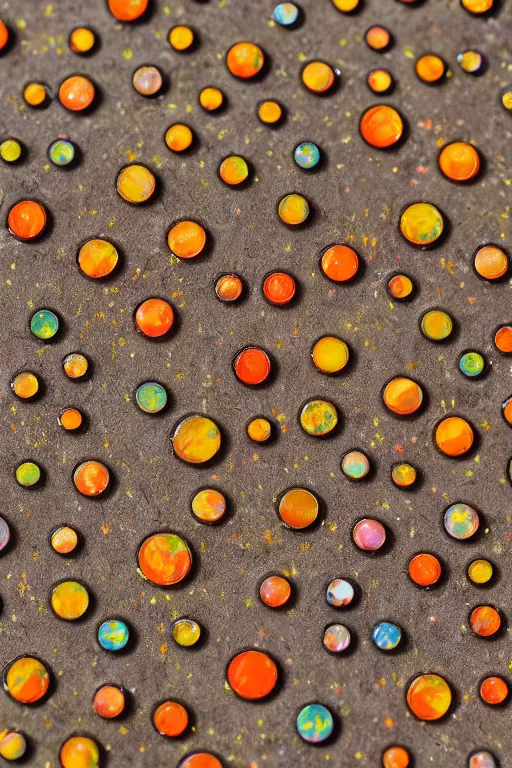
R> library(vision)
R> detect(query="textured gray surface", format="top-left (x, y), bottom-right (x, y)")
top-left (1, 0), bottom-right (512, 766)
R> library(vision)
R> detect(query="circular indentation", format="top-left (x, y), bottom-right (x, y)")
top-left (480, 676), bottom-right (509, 705)
top-left (172, 617), bottom-right (201, 647)
top-left (63, 352), bottom-right (89, 379)
top-left (0, 138), bottom-right (22, 163)
top-left (165, 123), bottom-right (193, 152)
top-left (60, 736), bottom-right (100, 768)
top-left (168, 25), bottom-right (195, 52)
top-left (296, 703), bottom-right (334, 743)
top-left (3, 656), bottom-right (50, 704)
top-left (11, 371), bottom-right (40, 400)
top-left (312, 336), bottom-right (349, 374)
top-left (470, 605), bottom-right (501, 637)
top-left (301, 60), bottom-right (336, 94)
top-left (97, 619), bottom-right (129, 651)
top-left (383, 377), bottom-right (423, 416)
top-left (495, 325), bottom-right (512, 354)
top-left (263, 271), bottom-right (296, 305)
top-left (30, 308), bottom-right (59, 340)
top-left (171, 415), bottom-right (222, 464)
top-left (278, 193), bottom-right (310, 225)
top-left (382, 746), bottom-right (411, 768)
top-left (168, 220), bottom-right (207, 259)
top-left (78, 239), bottom-right (119, 279)
top-left (474, 244), bottom-right (509, 281)
top-left (407, 674), bottom-right (452, 720)
top-left (326, 578), bottom-right (354, 607)
top-left (227, 650), bottom-right (278, 700)
top-left (359, 105), bottom-right (403, 149)
top-left (323, 623), bottom-right (351, 653)
top-left (94, 685), bottom-right (126, 719)
top-left (400, 202), bottom-right (444, 247)
top-left (247, 417), bottom-right (272, 443)
top-left (191, 488), bottom-right (227, 523)
top-left (135, 382), bottom-right (168, 414)
top-left (444, 503), bottom-right (480, 540)
top-left (320, 243), bottom-right (359, 282)
top-left (391, 463), bottom-right (418, 488)
top-left (70, 27), bottom-right (96, 54)
top-left (215, 273), bottom-right (243, 302)
top-left (16, 461), bottom-right (41, 488)
top-left (468, 559), bottom-right (493, 585)
top-left (59, 75), bottom-right (95, 111)
top-left (439, 141), bottom-right (480, 182)
top-left (135, 298), bottom-right (174, 338)
top-left (226, 41), bottom-right (265, 79)
top-left (117, 164), bottom-right (156, 203)
top-left (273, 3), bottom-right (300, 25)
top-left (372, 621), bottom-right (402, 651)
top-left (367, 69), bottom-right (394, 94)
top-left (0, 731), bottom-right (26, 761)
top-left (257, 100), bottom-right (283, 124)
top-left (107, 0), bottom-right (148, 21)
top-left (153, 700), bottom-right (189, 737)
top-left (459, 351), bottom-right (485, 378)
top-left (259, 575), bottom-right (292, 608)
top-left (278, 488), bottom-right (319, 529)
top-left (294, 141), bottom-right (320, 170)
top-left (48, 139), bottom-right (76, 167)
top-left (219, 155), bottom-right (249, 185)
top-left (138, 532), bottom-right (192, 586)
top-left (58, 408), bottom-right (83, 431)
top-left (435, 416), bottom-right (474, 457)
top-left (408, 553), bottom-right (442, 587)
top-left (51, 580), bottom-right (89, 621)
top-left (74, 460), bottom-right (109, 497)
top-left (233, 347), bottom-right (271, 385)
top-left (300, 399), bottom-right (338, 437)
top-left (353, 518), bottom-right (386, 551)
top-left (415, 54), bottom-right (446, 83)
top-left (342, 450), bottom-right (370, 481)
top-left (8, 199), bottom-right (47, 240)
top-left (199, 86), bottom-right (224, 112)
top-left (365, 25), bottom-right (391, 51)
top-left (51, 526), bottom-right (79, 555)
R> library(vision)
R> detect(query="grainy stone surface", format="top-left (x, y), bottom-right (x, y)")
top-left (0, 0), bottom-right (512, 766)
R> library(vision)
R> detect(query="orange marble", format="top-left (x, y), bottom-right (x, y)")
top-left (259, 575), bottom-right (291, 607)
top-left (360, 105), bottom-right (403, 148)
top-left (59, 75), bottom-right (95, 111)
top-left (153, 700), bottom-right (189, 736)
top-left (435, 416), bottom-right (474, 457)
top-left (108, 0), bottom-right (148, 21)
top-left (439, 141), bottom-right (480, 182)
top-left (8, 200), bottom-right (46, 240)
top-left (470, 605), bottom-right (501, 637)
top-left (383, 377), bottom-right (423, 416)
top-left (408, 553), bottom-right (442, 587)
top-left (73, 460), bottom-right (110, 496)
top-left (135, 298), bottom-right (174, 338)
top-left (416, 54), bottom-right (445, 83)
top-left (407, 674), bottom-right (452, 720)
top-left (226, 42), bottom-right (264, 79)
top-left (227, 650), bottom-right (278, 699)
top-left (479, 676), bottom-right (509, 705)
top-left (495, 326), bottom-right (512, 353)
top-left (94, 685), bottom-right (126, 719)
top-left (279, 488), bottom-right (319, 529)
top-left (321, 244), bottom-right (359, 282)
top-left (168, 220), bottom-right (206, 259)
